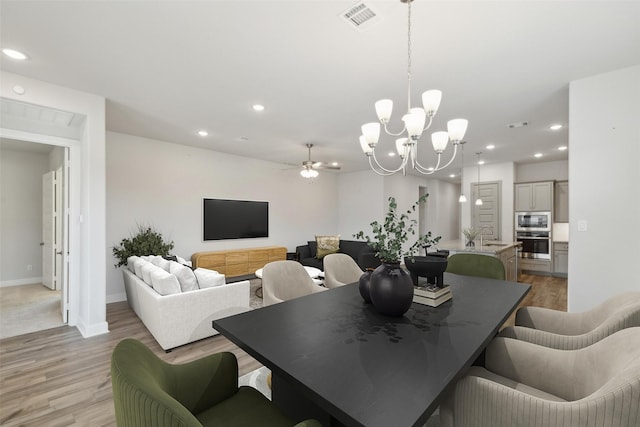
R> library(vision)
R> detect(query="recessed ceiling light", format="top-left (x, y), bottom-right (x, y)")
top-left (449, 174), bottom-right (456, 178)
top-left (486, 144), bottom-right (495, 150)
top-left (12, 85), bottom-right (25, 95)
top-left (534, 153), bottom-right (543, 158)
top-left (2, 48), bottom-right (28, 60)
top-left (558, 146), bottom-right (568, 151)
top-left (197, 130), bottom-right (208, 137)
top-left (477, 160), bottom-right (485, 165)
top-left (252, 104), bottom-right (265, 112)
top-left (549, 124), bottom-right (563, 131)
top-left (331, 162), bottom-right (339, 167)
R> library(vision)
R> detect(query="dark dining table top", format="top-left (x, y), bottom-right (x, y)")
top-left (214, 273), bottom-right (530, 427)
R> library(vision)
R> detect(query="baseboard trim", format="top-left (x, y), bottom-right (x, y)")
top-left (76, 319), bottom-right (110, 338)
top-left (107, 292), bottom-right (127, 303)
top-left (0, 277), bottom-right (44, 288)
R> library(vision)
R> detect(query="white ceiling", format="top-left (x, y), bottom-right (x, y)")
top-left (1, 1), bottom-right (639, 180)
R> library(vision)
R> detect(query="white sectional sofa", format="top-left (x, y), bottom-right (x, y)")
top-left (122, 255), bottom-right (250, 351)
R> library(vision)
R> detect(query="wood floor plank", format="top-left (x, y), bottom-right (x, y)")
top-left (0, 275), bottom-right (566, 426)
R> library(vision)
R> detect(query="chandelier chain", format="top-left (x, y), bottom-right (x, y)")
top-left (407, 0), bottom-right (412, 112)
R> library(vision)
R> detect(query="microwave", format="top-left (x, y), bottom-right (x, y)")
top-left (515, 212), bottom-right (551, 231)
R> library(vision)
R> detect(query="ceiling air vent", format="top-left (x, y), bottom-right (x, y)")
top-left (339, 2), bottom-right (382, 31)
top-left (507, 121), bottom-right (529, 129)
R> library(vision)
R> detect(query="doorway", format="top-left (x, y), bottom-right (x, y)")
top-left (0, 140), bottom-right (71, 337)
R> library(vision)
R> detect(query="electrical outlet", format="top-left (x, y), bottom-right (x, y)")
top-left (27, 264), bottom-right (33, 271)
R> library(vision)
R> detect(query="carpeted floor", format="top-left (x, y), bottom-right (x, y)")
top-left (0, 283), bottom-right (64, 339)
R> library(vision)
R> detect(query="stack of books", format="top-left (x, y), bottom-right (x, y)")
top-left (413, 284), bottom-right (452, 307)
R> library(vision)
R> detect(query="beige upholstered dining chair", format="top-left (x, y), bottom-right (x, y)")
top-left (262, 261), bottom-right (326, 306)
top-left (323, 253), bottom-right (364, 289)
top-left (499, 291), bottom-right (640, 350)
top-left (440, 327), bottom-right (640, 427)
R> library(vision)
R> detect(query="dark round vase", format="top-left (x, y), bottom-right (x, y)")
top-left (358, 270), bottom-right (373, 304)
top-left (369, 262), bottom-right (414, 316)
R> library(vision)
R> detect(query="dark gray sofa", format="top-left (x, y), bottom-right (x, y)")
top-left (295, 239), bottom-right (380, 270)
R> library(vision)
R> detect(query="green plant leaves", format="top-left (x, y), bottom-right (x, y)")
top-left (354, 195), bottom-right (441, 263)
top-left (112, 224), bottom-right (174, 267)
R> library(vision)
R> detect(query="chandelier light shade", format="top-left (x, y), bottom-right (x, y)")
top-left (359, 0), bottom-right (468, 176)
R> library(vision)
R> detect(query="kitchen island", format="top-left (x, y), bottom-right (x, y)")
top-left (432, 240), bottom-right (522, 282)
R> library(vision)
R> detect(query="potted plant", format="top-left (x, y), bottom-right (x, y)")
top-left (112, 224), bottom-right (174, 268)
top-left (462, 227), bottom-right (480, 247)
top-left (354, 195), bottom-right (441, 316)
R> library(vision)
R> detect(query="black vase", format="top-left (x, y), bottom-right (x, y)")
top-left (358, 270), bottom-right (373, 304)
top-left (369, 262), bottom-right (414, 316)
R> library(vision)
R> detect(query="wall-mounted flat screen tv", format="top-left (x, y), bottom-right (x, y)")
top-left (203, 198), bottom-right (268, 241)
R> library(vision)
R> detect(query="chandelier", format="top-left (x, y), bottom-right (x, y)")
top-left (359, 0), bottom-right (468, 176)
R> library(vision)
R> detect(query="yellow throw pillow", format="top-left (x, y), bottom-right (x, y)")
top-left (316, 235), bottom-right (340, 259)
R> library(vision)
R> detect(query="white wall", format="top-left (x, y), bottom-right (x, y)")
top-left (461, 161), bottom-right (515, 241)
top-left (338, 170), bottom-right (385, 240)
top-left (1, 71), bottom-right (107, 337)
top-left (0, 148), bottom-right (49, 285)
top-left (106, 131), bottom-right (340, 301)
top-left (516, 160), bottom-right (568, 182)
top-left (568, 65), bottom-right (640, 312)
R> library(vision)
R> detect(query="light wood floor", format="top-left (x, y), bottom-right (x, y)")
top-left (0, 274), bottom-right (566, 426)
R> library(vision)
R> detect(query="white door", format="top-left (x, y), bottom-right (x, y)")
top-left (471, 181), bottom-right (501, 240)
top-left (42, 171), bottom-right (55, 289)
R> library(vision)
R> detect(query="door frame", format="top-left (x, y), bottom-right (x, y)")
top-left (0, 128), bottom-right (79, 327)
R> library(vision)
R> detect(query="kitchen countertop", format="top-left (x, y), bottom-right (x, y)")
top-left (434, 240), bottom-right (522, 255)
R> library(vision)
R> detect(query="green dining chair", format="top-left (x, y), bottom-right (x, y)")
top-left (111, 338), bottom-right (321, 427)
top-left (445, 253), bottom-right (506, 280)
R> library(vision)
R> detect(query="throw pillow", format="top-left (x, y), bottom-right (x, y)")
top-left (194, 268), bottom-right (226, 288)
top-left (150, 255), bottom-right (171, 272)
top-left (141, 263), bottom-right (157, 285)
top-left (307, 241), bottom-right (318, 258)
top-left (149, 268), bottom-right (182, 296)
top-left (133, 258), bottom-right (147, 278)
top-left (169, 261), bottom-right (199, 292)
top-left (127, 256), bottom-right (140, 273)
top-left (316, 235), bottom-right (340, 259)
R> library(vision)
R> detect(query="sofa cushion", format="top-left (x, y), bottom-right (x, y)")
top-left (149, 267), bottom-right (182, 295)
top-left (307, 241), bottom-right (318, 258)
top-left (133, 258), bottom-right (147, 278)
top-left (316, 235), bottom-right (340, 259)
top-left (340, 240), bottom-right (369, 259)
top-left (141, 262), bottom-right (157, 285)
top-left (127, 256), bottom-right (140, 273)
top-left (194, 268), bottom-right (226, 288)
top-left (150, 255), bottom-right (172, 272)
top-left (169, 261), bottom-right (199, 292)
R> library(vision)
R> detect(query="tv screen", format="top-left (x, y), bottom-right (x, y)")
top-left (203, 199), bottom-right (268, 241)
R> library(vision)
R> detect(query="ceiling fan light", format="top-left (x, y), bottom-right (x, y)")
top-left (422, 90), bottom-right (442, 116)
top-left (402, 108), bottom-right (426, 138)
top-left (300, 168), bottom-right (318, 179)
top-left (375, 99), bottom-right (393, 123)
top-left (431, 131), bottom-right (449, 153)
top-left (362, 122), bottom-right (381, 146)
top-left (447, 119), bottom-right (468, 142)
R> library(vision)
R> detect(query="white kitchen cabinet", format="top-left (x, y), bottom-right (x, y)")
top-left (515, 181), bottom-right (553, 212)
top-left (553, 242), bottom-right (568, 276)
top-left (555, 181), bottom-right (569, 222)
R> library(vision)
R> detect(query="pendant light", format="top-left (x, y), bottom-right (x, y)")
top-left (475, 152), bottom-right (483, 206)
top-left (458, 141), bottom-right (467, 203)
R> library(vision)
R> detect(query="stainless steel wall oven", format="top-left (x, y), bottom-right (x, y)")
top-left (515, 212), bottom-right (551, 259)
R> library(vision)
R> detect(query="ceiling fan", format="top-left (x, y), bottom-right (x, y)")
top-left (300, 143), bottom-right (340, 178)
